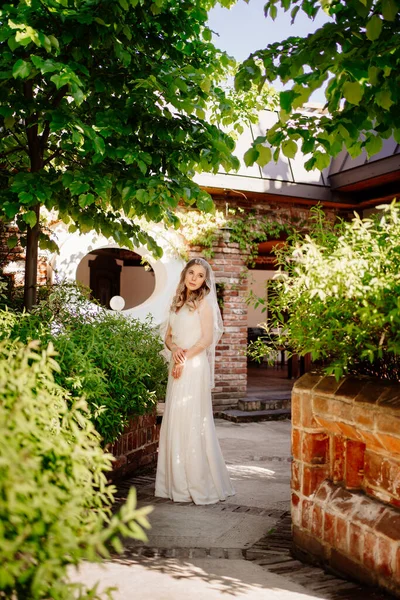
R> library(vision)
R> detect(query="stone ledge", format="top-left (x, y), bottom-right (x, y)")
top-left (291, 373), bottom-right (400, 598)
top-left (292, 482), bottom-right (400, 598)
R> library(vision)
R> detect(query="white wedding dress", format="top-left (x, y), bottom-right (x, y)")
top-left (155, 301), bottom-right (235, 505)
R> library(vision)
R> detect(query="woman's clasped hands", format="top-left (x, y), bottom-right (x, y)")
top-left (171, 345), bottom-right (186, 379)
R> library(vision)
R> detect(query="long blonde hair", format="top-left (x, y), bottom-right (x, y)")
top-left (171, 258), bottom-right (211, 313)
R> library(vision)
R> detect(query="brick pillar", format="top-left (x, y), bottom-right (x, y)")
top-left (189, 236), bottom-right (248, 409)
top-left (1, 225), bottom-right (49, 288)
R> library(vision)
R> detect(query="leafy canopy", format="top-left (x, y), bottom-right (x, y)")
top-left (0, 0), bottom-right (240, 256)
top-left (235, 0), bottom-right (400, 171)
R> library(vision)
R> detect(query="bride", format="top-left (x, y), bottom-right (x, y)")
top-left (155, 258), bottom-right (235, 505)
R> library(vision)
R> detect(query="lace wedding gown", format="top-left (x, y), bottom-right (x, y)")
top-left (155, 301), bottom-right (235, 505)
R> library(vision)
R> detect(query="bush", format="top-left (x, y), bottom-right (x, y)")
top-left (0, 339), bottom-right (151, 599)
top-left (251, 202), bottom-right (400, 380)
top-left (0, 284), bottom-right (168, 444)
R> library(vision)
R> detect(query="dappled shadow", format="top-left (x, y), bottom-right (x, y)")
top-left (98, 552), bottom-right (328, 599)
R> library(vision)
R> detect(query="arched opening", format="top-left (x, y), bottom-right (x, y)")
top-left (76, 248), bottom-right (155, 310)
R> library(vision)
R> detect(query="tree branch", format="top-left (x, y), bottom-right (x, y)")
top-left (24, 81), bottom-right (43, 171)
top-left (41, 86), bottom-right (69, 150)
top-left (10, 131), bottom-right (29, 153)
top-left (43, 149), bottom-right (63, 166)
top-left (51, 85), bottom-right (69, 108)
top-left (0, 146), bottom-right (27, 158)
top-left (63, 152), bottom-right (85, 167)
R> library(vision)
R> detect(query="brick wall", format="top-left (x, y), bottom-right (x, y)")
top-left (189, 235), bottom-right (248, 410)
top-left (1, 224), bottom-right (48, 287)
top-left (291, 373), bottom-right (400, 597)
top-left (212, 195), bottom-right (348, 229)
top-left (108, 412), bottom-right (161, 480)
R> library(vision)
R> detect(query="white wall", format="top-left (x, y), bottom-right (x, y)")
top-left (120, 265), bottom-right (155, 309)
top-left (247, 270), bottom-right (276, 328)
top-left (51, 228), bottom-right (185, 324)
top-left (76, 256), bottom-right (156, 310)
top-left (75, 253), bottom-right (93, 288)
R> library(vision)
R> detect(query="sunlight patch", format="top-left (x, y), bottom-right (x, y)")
top-left (227, 464), bottom-right (275, 479)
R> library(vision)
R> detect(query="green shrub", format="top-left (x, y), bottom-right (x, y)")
top-left (0, 284), bottom-right (168, 444)
top-left (0, 339), bottom-right (151, 599)
top-left (251, 202), bottom-right (400, 380)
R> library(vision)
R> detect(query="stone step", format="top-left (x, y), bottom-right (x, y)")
top-left (215, 408), bottom-right (291, 423)
top-left (238, 396), bottom-right (291, 411)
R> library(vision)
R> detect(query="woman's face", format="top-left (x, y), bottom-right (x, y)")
top-left (184, 264), bottom-right (207, 292)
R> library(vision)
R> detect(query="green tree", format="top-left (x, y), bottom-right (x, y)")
top-left (235, 0), bottom-right (400, 171)
top-left (0, 0), bottom-right (240, 310)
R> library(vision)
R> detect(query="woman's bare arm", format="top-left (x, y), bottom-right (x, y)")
top-left (165, 323), bottom-right (186, 364)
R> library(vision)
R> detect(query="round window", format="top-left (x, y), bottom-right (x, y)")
top-left (75, 248), bottom-right (155, 311)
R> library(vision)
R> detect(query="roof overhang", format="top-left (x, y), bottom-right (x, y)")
top-left (329, 154), bottom-right (400, 192)
top-left (201, 185), bottom-right (356, 209)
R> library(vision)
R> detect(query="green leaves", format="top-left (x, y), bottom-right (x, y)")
top-left (235, 0), bottom-right (400, 170)
top-left (250, 203), bottom-right (400, 381)
top-left (6, 235), bottom-right (18, 250)
top-left (342, 81), bottom-right (364, 105)
top-left (382, 0), bottom-right (398, 20)
top-left (12, 59), bottom-right (31, 78)
top-left (365, 134), bottom-right (383, 157)
top-left (366, 15), bottom-right (383, 40)
top-left (375, 89), bottom-right (394, 109)
top-left (314, 151), bottom-right (330, 170)
top-left (78, 193), bottom-right (95, 208)
top-left (2, 0), bottom-right (246, 295)
top-left (279, 90), bottom-right (296, 112)
top-left (196, 192), bottom-right (214, 213)
top-left (282, 139), bottom-right (297, 159)
top-left (68, 180), bottom-right (90, 196)
top-left (243, 147), bottom-right (259, 167)
top-left (23, 211), bottom-right (37, 227)
top-left (0, 320), bottom-right (158, 599)
top-left (255, 144), bottom-right (272, 167)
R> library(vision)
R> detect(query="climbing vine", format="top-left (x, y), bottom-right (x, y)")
top-left (179, 207), bottom-right (298, 266)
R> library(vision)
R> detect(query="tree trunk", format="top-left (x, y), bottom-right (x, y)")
top-left (23, 80), bottom-right (43, 311)
top-left (23, 204), bottom-right (40, 311)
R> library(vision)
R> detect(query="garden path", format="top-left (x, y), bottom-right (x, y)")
top-left (72, 420), bottom-right (394, 600)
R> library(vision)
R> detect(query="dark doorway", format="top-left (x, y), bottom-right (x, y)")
top-left (77, 248), bottom-right (155, 310)
top-left (89, 254), bottom-right (121, 309)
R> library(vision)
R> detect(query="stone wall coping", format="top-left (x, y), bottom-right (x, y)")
top-left (293, 372), bottom-right (324, 390)
top-left (295, 373), bottom-right (400, 413)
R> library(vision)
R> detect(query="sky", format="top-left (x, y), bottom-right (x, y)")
top-left (207, 0), bottom-right (330, 103)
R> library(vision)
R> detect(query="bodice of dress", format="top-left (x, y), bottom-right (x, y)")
top-left (169, 305), bottom-right (203, 350)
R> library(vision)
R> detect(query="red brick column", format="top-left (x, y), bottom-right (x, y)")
top-left (109, 411), bottom-right (160, 480)
top-left (1, 225), bottom-right (48, 287)
top-left (292, 373), bottom-right (400, 598)
top-left (189, 237), bottom-right (248, 409)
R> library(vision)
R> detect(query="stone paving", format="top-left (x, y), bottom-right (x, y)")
top-left (72, 420), bottom-right (396, 599)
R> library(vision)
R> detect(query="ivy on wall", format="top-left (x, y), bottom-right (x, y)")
top-left (179, 207), bottom-right (299, 266)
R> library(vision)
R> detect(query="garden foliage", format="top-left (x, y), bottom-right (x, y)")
top-left (179, 207), bottom-right (296, 266)
top-left (251, 203), bottom-right (400, 380)
top-left (0, 285), bottom-right (168, 444)
top-left (236, 0), bottom-right (400, 170)
top-left (0, 339), bottom-right (152, 599)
